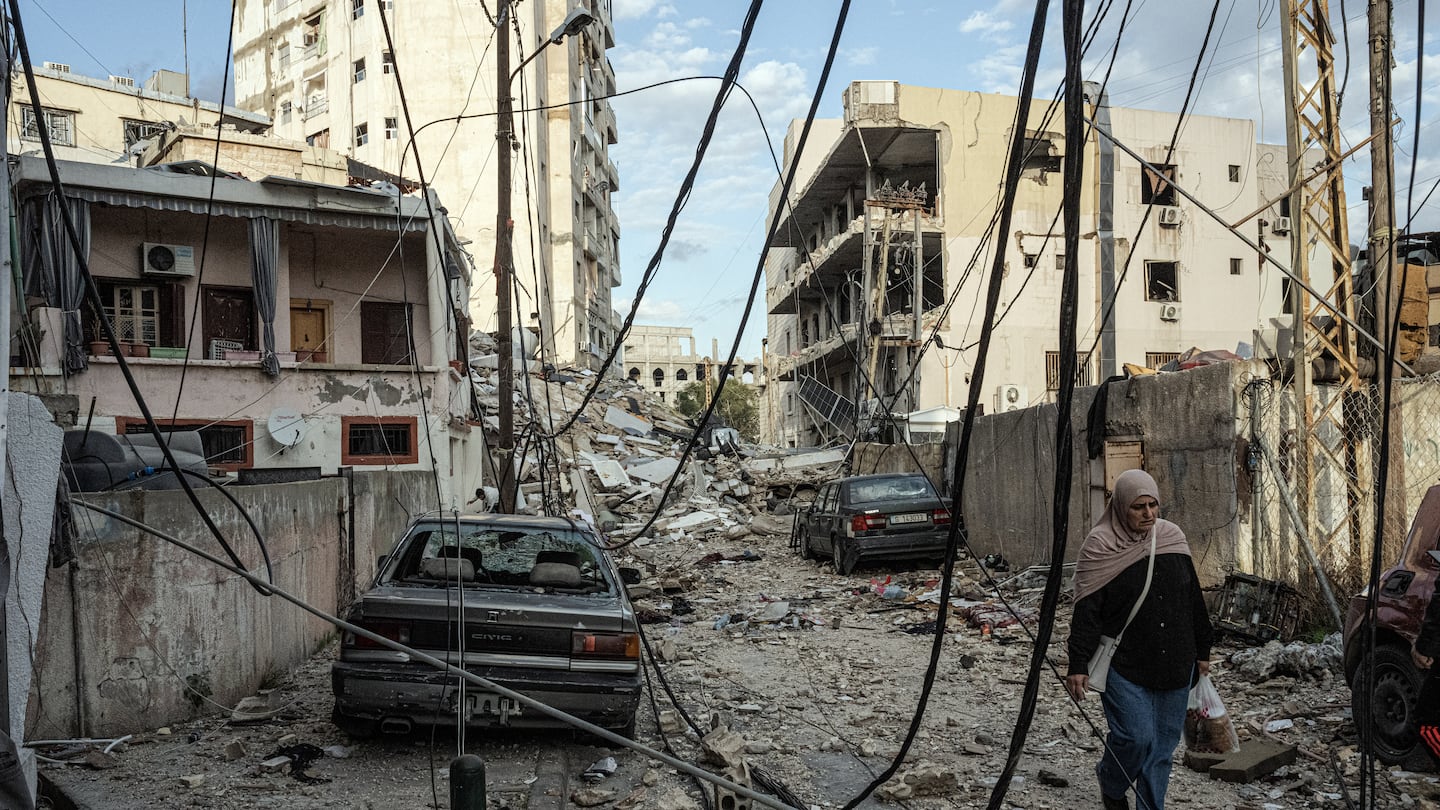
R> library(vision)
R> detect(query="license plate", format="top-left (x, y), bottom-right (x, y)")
top-left (468, 693), bottom-right (523, 719)
top-left (889, 513), bottom-right (928, 525)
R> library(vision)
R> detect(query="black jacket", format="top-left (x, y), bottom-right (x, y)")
top-left (1068, 553), bottom-right (1214, 691)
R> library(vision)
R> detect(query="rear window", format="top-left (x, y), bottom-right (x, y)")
top-left (846, 477), bottom-right (937, 504)
top-left (388, 522), bottom-right (613, 594)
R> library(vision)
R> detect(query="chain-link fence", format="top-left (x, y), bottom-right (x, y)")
top-left (1245, 372), bottom-right (1440, 626)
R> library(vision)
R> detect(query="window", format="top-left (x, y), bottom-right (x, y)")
top-left (103, 284), bottom-right (160, 345)
top-left (382, 0), bottom-right (393, 9)
top-left (1230, 258), bottom-right (1243, 276)
top-left (382, 50), bottom-right (395, 74)
top-left (1055, 253), bottom-right (1067, 271)
top-left (1022, 253), bottom-right (1038, 269)
top-left (341, 416), bottom-right (418, 465)
top-left (652, 368), bottom-right (664, 388)
top-left (1144, 260), bottom-right (1179, 302)
top-left (360, 301), bottom-right (413, 364)
top-left (1145, 351), bottom-right (1181, 370)
top-left (121, 118), bottom-right (166, 150)
top-left (1228, 164), bottom-right (1241, 183)
top-left (351, 0), bottom-right (364, 19)
top-left (21, 107), bottom-right (74, 146)
top-left (118, 419), bottom-right (253, 469)
top-left (1020, 135), bottom-right (1063, 176)
top-left (628, 367), bottom-right (640, 381)
top-left (307, 129), bottom-right (330, 148)
top-left (1045, 351), bottom-right (1092, 393)
top-left (384, 116), bottom-right (398, 139)
top-left (675, 368), bottom-right (688, 382)
top-left (354, 122), bottom-right (369, 147)
top-left (353, 58), bottom-right (366, 83)
top-left (278, 42), bottom-right (291, 72)
top-left (280, 101), bottom-right (293, 124)
top-left (1141, 164), bottom-right (1177, 205)
top-left (303, 13), bottom-right (323, 47)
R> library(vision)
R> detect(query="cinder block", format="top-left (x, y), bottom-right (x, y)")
top-left (1206, 739), bottom-right (1298, 784)
top-left (1182, 749), bottom-right (1229, 773)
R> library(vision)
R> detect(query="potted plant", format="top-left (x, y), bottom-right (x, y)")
top-left (130, 343), bottom-right (150, 358)
top-left (88, 339), bottom-right (111, 356)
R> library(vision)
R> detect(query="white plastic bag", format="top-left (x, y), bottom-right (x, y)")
top-left (1184, 674), bottom-right (1240, 753)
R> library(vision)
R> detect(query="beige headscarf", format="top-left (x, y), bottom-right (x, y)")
top-left (1072, 469), bottom-right (1191, 603)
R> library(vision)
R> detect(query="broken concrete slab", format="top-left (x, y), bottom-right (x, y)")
top-left (604, 406), bottom-right (653, 436)
top-left (743, 447), bottom-right (846, 475)
top-left (628, 457), bottom-right (680, 484)
top-left (592, 459), bottom-right (631, 489)
top-left (1205, 739), bottom-right (1298, 783)
top-left (664, 511), bottom-right (722, 532)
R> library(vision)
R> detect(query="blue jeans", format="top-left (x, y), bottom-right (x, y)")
top-left (1097, 667), bottom-right (1189, 810)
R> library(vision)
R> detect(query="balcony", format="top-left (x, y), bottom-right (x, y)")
top-left (767, 211), bottom-right (942, 316)
top-left (302, 97), bottom-right (328, 121)
top-left (773, 311), bottom-right (921, 382)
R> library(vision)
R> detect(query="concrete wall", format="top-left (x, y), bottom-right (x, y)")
top-left (26, 470), bottom-right (434, 738)
top-left (858, 362), bottom-right (1248, 585)
top-left (852, 441), bottom-right (949, 494)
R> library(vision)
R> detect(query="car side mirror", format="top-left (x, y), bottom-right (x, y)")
top-left (618, 567), bottom-right (642, 585)
top-left (376, 554), bottom-right (388, 571)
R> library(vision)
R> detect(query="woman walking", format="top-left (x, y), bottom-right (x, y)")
top-left (1066, 469), bottom-right (1213, 810)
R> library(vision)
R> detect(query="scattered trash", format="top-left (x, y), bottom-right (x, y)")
top-left (583, 756), bottom-right (618, 782)
top-left (264, 743), bottom-right (331, 784)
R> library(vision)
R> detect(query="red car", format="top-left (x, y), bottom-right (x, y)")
top-left (1343, 485), bottom-right (1440, 768)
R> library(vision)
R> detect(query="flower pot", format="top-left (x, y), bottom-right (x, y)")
top-left (88, 340), bottom-right (112, 357)
top-left (297, 349), bottom-right (328, 363)
top-left (129, 343), bottom-right (150, 358)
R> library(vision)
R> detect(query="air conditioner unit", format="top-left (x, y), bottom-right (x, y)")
top-left (1272, 216), bottom-right (1292, 235)
top-left (109, 75), bottom-right (136, 88)
top-left (43, 62), bottom-right (70, 73)
top-left (141, 243), bottom-right (196, 277)
top-left (1157, 206), bottom-right (1182, 227)
top-left (994, 384), bottom-right (1027, 413)
top-left (1160, 303), bottom-right (1181, 322)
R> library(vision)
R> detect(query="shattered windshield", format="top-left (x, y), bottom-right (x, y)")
top-left (847, 476), bottom-right (937, 504)
top-left (389, 523), bottom-right (612, 594)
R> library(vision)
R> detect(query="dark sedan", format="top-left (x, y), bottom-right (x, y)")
top-left (331, 514), bottom-right (641, 737)
top-left (794, 473), bottom-right (951, 573)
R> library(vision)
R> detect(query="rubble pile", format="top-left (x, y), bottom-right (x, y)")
top-left (1227, 634), bottom-right (1344, 684)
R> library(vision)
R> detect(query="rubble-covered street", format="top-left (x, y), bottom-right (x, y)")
top-left (37, 376), bottom-right (1440, 809)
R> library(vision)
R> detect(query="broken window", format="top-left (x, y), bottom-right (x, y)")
top-left (21, 107), bottom-right (73, 146)
top-left (1020, 136), bottom-right (1062, 177)
top-left (342, 417), bottom-right (417, 464)
top-left (1145, 260), bottom-right (1179, 302)
top-left (122, 118), bottom-right (167, 150)
top-left (1228, 164), bottom-right (1241, 183)
top-left (354, 122), bottom-right (368, 146)
top-left (1141, 164), bottom-right (1177, 206)
top-left (353, 58), bottom-right (366, 83)
top-left (1023, 253), bottom-right (1038, 269)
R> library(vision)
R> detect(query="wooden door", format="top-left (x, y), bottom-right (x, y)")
top-left (291, 307), bottom-right (326, 352)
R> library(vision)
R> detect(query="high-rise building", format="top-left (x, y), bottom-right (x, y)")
top-left (232, 0), bottom-right (622, 370)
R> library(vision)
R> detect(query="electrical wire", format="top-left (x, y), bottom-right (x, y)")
top-left (7, 0), bottom-right (270, 592)
top-left (170, 0), bottom-right (239, 421)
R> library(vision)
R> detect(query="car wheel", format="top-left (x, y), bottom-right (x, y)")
top-left (1352, 643), bottom-right (1428, 768)
top-left (331, 705), bottom-right (378, 739)
top-left (834, 538), bottom-right (860, 575)
top-left (800, 528), bottom-right (817, 560)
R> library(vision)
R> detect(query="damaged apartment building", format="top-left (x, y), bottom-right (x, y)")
top-left (231, 0), bottom-right (623, 371)
top-left (763, 81), bottom-right (1300, 448)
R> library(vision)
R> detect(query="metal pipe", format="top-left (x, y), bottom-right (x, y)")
top-left (71, 499), bottom-right (800, 810)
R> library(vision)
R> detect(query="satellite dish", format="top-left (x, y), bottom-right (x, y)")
top-left (267, 407), bottom-right (305, 447)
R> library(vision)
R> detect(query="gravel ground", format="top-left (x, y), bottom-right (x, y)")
top-left (37, 522), bottom-right (1440, 809)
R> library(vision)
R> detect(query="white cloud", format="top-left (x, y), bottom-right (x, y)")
top-left (612, 0), bottom-right (676, 20)
top-left (847, 46), bottom-right (879, 67)
top-left (959, 10), bottom-right (1012, 35)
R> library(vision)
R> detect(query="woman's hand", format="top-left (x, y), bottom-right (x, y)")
top-left (1065, 674), bottom-right (1088, 701)
top-left (1197, 660), bottom-right (1211, 677)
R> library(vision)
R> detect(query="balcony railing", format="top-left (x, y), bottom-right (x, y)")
top-left (303, 97), bottom-right (328, 120)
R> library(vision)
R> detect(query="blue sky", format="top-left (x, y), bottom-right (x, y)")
top-left (17, 0), bottom-right (1437, 359)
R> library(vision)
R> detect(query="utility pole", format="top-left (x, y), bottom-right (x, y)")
top-left (1367, 0), bottom-right (1406, 553)
top-left (494, 0), bottom-right (516, 513)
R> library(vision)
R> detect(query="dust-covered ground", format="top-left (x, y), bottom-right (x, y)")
top-left (38, 519), bottom-right (1440, 809)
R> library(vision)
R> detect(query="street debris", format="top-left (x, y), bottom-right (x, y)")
top-left (1227, 634), bottom-right (1343, 683)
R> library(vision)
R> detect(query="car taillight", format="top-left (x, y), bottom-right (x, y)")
top-left (346, 620), bottom-right (411, 650)
top-left (572, 631), bottom-right (639, 660)
top-left (850, 514), bottom-right (887, 534)
top-left (933, 508), bottom-right (951, 525)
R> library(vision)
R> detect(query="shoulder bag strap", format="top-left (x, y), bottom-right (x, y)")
top-left (1115, 526), bottom-right (1158, 640)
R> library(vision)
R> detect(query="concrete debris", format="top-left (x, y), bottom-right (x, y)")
top-left (700, 723), bottom-right (746, 770)
top-left (1227, 634), bottom-right (1342, 683)
top-left (571, 788), bottom-right (619, 807)
top-left (178, 774), bottom-right (205, 789)
top-left (627, 457), bottom-right (681, 485)
top-left (583, 757), bottom-right (619, 782)
top-left (876, 762), bottom-right (958, 800)
top-left (603, 405), bottom-right (653, 436)
top-left (230, 691), bottom-right (287, 724)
